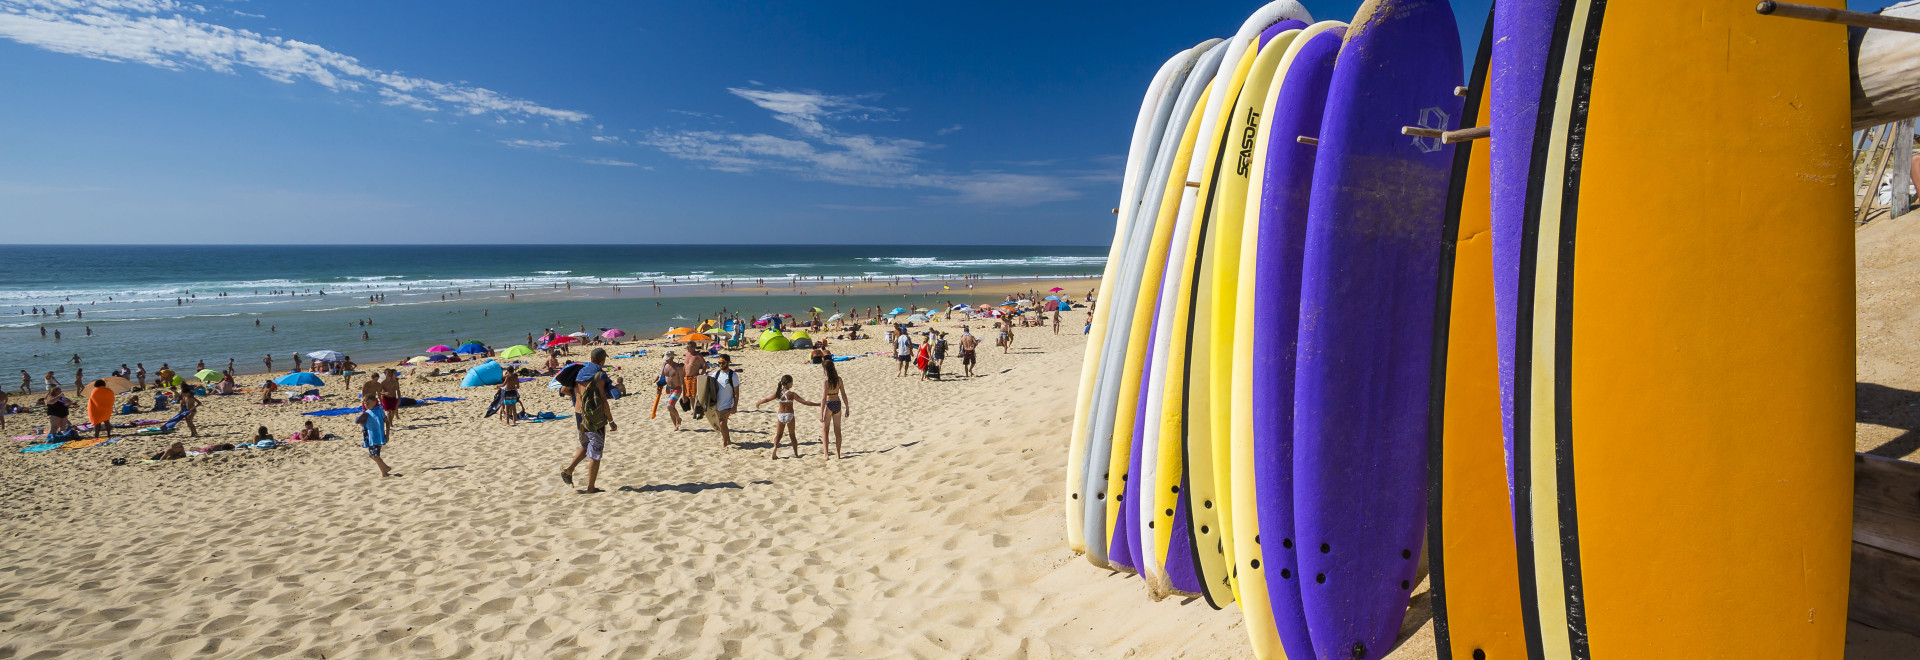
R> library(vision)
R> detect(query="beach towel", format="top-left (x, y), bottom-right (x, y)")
top-left (159, 409), bottom-right (190, 431)
top-left (61, 437), bottom-right (109, 450)
top-left (484, 390), bottom-right (503, 418)
top-left (301, 406), bottom-right (362, 417)
top-left (420, 397), bottom-right (465, 403)
top-left (87, 387), bottom-right (114, 426)
top-left (361, 406), bottom-right (388, 449)
top-left (21, 441), bottom-right (64, 453)
top-left (831, 356), bottom-right (858, 362)
top-left (135, 427), bottom-right (175, 436)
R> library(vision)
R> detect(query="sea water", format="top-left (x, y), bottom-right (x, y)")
top-left (0, 245), bottom-right (1104, 382)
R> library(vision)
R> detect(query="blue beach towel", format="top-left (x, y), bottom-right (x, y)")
top-left (361, 406), bottom-right (387, 448)
top-left (302, 406), bottom-right (363, 417)
top-left (21, 441), bottom-right (64, 453)
top-left (420, 397), bottom-right (465, 403)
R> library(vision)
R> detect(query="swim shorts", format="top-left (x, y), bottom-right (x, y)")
top-left (366, 444), bottom-right (382, 458)
top-left (381, 396), bottom-right (398, 412)
top-left (580, 431), bottom-right (604, 461)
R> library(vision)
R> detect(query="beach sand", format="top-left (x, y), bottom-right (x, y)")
top-left (1, 257), bottom-right (1911, 657)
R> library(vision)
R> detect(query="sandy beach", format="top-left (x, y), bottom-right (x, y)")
top-left (3, 263), bottom-right (1918, 658)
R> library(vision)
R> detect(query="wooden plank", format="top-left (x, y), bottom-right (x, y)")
top-left (1849, 542), bottom-right (1920, 638)
top-left (1855, 453), bottom-right (1920, 559)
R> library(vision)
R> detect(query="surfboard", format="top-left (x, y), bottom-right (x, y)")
top-left (1138, 58), bottom-right (1226, 600)
top-left (1215, 22), bottom-right (1321, 657)
top-left (1425, 10), bottom-right (1526, 660)
top-left (1234, 20), bottom-right (1345, 660)
top-left (1066, 46), bottom-right (1192, 558)
top-left (1291, 0), bottom-right (1461, 657)
top-left (1507, 2), bottom-right (1852, 657)
top-left (1201, 19), bottom-right (1309, 608)
top-left (1101, 42), bottom-right (1208, 573)
top-left (1136, 41), bottom-right (1228, 598)
top-left (1079, 42), bottom-right (1224, 569)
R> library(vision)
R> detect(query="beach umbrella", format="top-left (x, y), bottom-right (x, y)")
top-left (665, 327), bottom-right (692, 336)
top-left (1049, 287), bottom-right (1064, 292)
top-left (827, 313), bottom-right (844, 322)
top-left (568, 332), bottom-right (590, 338)
top-left (1015, 299), bottom-right (1033, 306)
top-left (427, 345), bottom-right (454, 353)
top-left (407, 356), bottom-right (432, 364)
top-left (275, 372), bottom-right (324, 387)
top-left (907, 314), bottom-right (929, 323)
top-left (498, 345), bottom-right (535, 360)
top-left (811, 307), bottom-right (824, 313)
top-left (952, 304), bottom-right (971, 311)
top-left (999, 301), bottom-right (1017, 307)
top-left (193, 369), bottom-right (224, 382)
top-left (916, 307), bottom-right (931, 312)
top-left (678, 333), bottom-right (712, 344)
top-left (308, 350), bottom-right (345, 362)
top-left (456, 342), bottom-right (487, 354)
top-left (601, 328), bottom-right (626, 339)
top-left (1043, 295), bottom-right (1060, 301)
top-left (548, 336), bottom-right (579, 346)
top-left (85, 377), bottom-right (134, 396)
top-left (889, 307), bottom-right (907, 315)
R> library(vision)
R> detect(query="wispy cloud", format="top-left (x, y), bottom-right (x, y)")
top-left (590, 135), bottom-right (621, 143)
top-left (644, 86), bottom-right (1079, 206)
top-left (816, 203), bottom-right (906, 212)
top-left (581, 157), bottom-right (637, 167)
top-left (0, 0), bottom-right (588, 123)
top-left (936, 124), bottom-right (963, 136)
top-left (500, 139), bottom-right (565, 149)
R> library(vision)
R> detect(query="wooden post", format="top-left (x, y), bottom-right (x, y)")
top-left (1860, 124), bottom-right (1898, 224)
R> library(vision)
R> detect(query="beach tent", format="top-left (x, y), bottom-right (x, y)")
top-left (906, 314), bottom-right (929, 323)
top-left (275, 372), bottom-right (324, 387)
top-left (498, 345), bottom-right (535, 360)
top-left (759, 332), bottom-right (791, 352)
top-left (791, 330), bottom-right (814, 349)
top-left (455, 343), bottom-right (487, 354)
top-left (791, 330), bottom-right (811, 340)
top-left (460, 360), bottom-right (504, 388)
top-left (308, 350), bottom-right (345, 362)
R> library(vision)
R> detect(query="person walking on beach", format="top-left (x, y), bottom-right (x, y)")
top-left (895, 328), bottom-right (913, 377)
top-left (561, 348), bottom-right (616, 494)
top-left (710, 354), bottom-right (741, 447)
top-left (658, 353), bottom-right (684, 431)
top-left (177, 384), bottom-right (200, 437)
top-left (755, 374), bottom-right (816, 459)
top-left (683, 343), bottom-right (708, 417)
top-left (358, 381), bottom-right (394, 478)
top-left (134, 364), bottom-right (145, 390)
top-left (497, 369), bottom-right (520, 427)
top-left (819, 360), bottom-right (850, 460)
top-left (958, 327), bottom-right (978, 377)
top-left (20, 370), bottom-right (31, 394)
top-left (381, 368), bottom-right (402, 427)
top-left (1053, 309), bottom-right (1062, 334)
top-left (86, 379), bottom-right (114, 439)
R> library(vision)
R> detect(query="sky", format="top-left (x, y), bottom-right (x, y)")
top-left (0, 0), bottom-right (1883, 245)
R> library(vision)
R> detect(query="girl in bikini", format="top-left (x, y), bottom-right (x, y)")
top-left (754, 374), bottom-right (817, 460)
top-left (819, 361), bottom-right (850, 460)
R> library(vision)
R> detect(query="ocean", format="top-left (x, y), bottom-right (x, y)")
top-left (0, 245), bottom-right (1106, 385)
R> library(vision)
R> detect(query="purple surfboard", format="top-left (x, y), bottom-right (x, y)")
top-left (1291, 0), bottom-right (1462, 658)
top-left (1490, 2), bottom-right (1555, 499)
top-left (1249, 23), bottom-right (1345, 660)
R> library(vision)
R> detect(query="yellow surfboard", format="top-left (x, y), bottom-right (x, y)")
top-left (1215, 25), bottom-right (1310, 658)
top-left (1142, 75), bottom-right (1221, 600)
top-left (1426, 16), bottom-right (1525, 660)
top-left (1512, 2), bottom-right (1852, 657)
top-left (1103, 46), bottom-right (1221, 561)
top-left (1169, 32), bottom-right (1261, 610)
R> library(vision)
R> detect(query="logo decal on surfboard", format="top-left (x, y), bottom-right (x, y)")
top-left (1411, 106), bottom-right (1449, 153)
top-left (1236, 108), bottom-right (1262, 175)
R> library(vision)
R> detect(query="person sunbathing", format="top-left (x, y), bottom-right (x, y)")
top-left (260, 382), bottom-right (279, 404)
top-left (215, 377), bottom-right (236, 395)
top-left (295, 420), bottom-right (322, 441)
top-left (146, 441), bottom-right (232, 461)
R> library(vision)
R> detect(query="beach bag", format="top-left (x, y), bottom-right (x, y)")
top-left (48, 428), bottom-right (79, 443)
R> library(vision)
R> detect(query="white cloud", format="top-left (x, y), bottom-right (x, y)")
top-left (936, 124), bottom-right (963, 135)
top-left (0, 0), bottom-right (588, 123)
top-left (581, 157), bottom-right (637, 167)
top-left (643, 85), bottom-right (1079, 206)
top-left (500, 139), bottom-right (564, 149)
top-left (590, 135), bottom-right (620, 143)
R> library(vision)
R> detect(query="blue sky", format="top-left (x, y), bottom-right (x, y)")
top-left (0, 0), bottom-right (1879, 244)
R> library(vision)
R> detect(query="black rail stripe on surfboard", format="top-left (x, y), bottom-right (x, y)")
top-left (1550, 1), bottom-right (1606, 656)
top-left (1180, 78), bottom-right (1248, 612)
top-left (1511, 0), bottom-right (1583, 657)
top-left (1427, 8), bottom-right (1496, 659)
